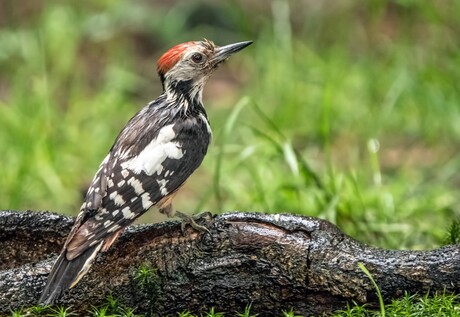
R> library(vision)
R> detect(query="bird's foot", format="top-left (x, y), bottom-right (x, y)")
top-left (176, 211), bottom-right (213, 234)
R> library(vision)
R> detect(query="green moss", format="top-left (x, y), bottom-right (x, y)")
top-left (443, 216), bottom-right (460, 245)
top-left (133, 263), bottom-right (160, 293)
top-left (132, 263), bottom-right (161, 315)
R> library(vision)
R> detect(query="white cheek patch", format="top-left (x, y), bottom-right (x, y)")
top-left (121, 124), bottom-right (184, 176)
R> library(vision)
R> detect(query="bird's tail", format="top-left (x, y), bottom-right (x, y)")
top-left (38, 242), bottom-right (102, 305)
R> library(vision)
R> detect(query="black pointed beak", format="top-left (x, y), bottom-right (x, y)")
top-left (212, 41), bottom-right (253, 65)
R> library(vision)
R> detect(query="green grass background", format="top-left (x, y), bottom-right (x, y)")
top-left (1, 0), bottom-right (459, 253)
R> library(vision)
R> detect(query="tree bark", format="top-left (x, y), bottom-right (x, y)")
top-left (1, 210), bottom-right (459, 316)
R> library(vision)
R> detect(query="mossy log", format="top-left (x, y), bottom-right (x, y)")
top-left (1, 210), bottom-right (459, 316)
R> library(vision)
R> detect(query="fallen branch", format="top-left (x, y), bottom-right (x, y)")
top-left (1, 210), bottom-right (459, 316)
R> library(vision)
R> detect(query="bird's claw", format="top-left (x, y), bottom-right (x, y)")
top-left (176, 211), bottom-right (213, 234)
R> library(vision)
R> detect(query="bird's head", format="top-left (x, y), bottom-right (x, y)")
top-left (157, 39), bottom-right (252, 98)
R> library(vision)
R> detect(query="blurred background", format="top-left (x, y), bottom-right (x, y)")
top-left (0, 0), bottom-right (459, 250)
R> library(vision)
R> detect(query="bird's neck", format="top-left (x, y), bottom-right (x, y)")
top-left (162, 79), bottom-right (206, 116)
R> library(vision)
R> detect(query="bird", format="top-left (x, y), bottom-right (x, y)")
top-left (38, 38), bottom-right (252, 305)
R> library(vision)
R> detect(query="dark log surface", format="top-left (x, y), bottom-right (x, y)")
top-left (0, 210), bottom-right (459, 316)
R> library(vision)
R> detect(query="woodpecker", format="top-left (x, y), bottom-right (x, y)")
top-left (38, 39), bottom-right (252, 305)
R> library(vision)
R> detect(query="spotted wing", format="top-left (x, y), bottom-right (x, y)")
top-left (65, 116), bottom-right (210, 259)
top-left (61, 153), bottom-right (113, 251)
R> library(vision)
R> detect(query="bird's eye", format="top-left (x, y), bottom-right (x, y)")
top-left (191, 53), bottom-right (204, 63)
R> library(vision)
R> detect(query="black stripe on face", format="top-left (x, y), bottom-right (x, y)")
top-left (170, 79), bottom-right (194, 95)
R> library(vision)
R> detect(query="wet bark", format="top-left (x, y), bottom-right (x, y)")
top-left (1, 210), bottom-right (459, 316)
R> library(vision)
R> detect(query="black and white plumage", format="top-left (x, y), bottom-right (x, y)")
top-left (39, 39), bottom-right (252, 305)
